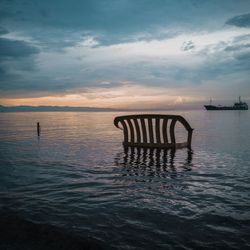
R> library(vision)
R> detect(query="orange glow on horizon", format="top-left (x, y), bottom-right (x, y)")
top-left (0, 95), bottom-right (203, 109)
top-left (0, 85), bottom-right (205, 109)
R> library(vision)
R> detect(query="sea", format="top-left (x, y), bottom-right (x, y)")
top-left (0, 110), bottom-right (250, 250)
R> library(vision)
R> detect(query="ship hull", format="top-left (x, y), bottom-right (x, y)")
top-left (204, 105), bottom-right (248, 110)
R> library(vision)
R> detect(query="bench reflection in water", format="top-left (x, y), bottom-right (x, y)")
top-left (115, 146), bottom-right (193, 179)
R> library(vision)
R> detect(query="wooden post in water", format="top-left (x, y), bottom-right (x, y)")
top-left (37, 122), bottom-right (41, 136)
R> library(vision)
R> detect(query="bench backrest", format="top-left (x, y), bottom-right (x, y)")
top-left (114, 114), bottom-right (193, 148)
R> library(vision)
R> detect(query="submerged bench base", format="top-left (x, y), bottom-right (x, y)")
top-left (123, 142), bottom-right (189, 149)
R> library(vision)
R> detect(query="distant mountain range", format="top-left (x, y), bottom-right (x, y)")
top-left (0, 105), bottom-right (121, 112)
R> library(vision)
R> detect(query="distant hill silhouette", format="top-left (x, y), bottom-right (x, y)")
top-left (0, 105), bottom-right (121, 112)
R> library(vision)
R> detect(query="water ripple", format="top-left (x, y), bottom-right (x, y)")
top-left (1, 111), bottom-right (250, 249)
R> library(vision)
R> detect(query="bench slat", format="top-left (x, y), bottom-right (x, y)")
top-left (148, 118), bottom-right (154, 143)
top-left (141, 119), bottom-right (147, 143)
top-left (127, 119), bottom-right (135, 143)
top-left (120, 120), bottom-right (129, 143)
top-left (133, 118), bottom-right (141, 143)
top-left (162, 119), bottom-right (168, 144)
top-left (170, 119), bottom-right (177, 144)
top-left (155, 118), bottom-right (161, 144)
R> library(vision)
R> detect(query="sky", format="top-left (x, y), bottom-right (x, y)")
top-left (0, 0), bottom-right (250, 109)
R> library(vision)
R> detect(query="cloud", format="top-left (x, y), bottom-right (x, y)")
top-left (0, 38), bottom-right (39, 58)
top-left (97, 81), bottom-right (126, 88)
top-left (226, 13), bottom-right (250, 27)
top-left (235, 51), bottom-right (250, 64)
top-left (1, 27), bottom-right (250, 99)
top-left (224, 43), bottom-right (250, 52)
top-left (0, 26), bottom-right (8, 35)
top-left (77, 36), bottom-right (99, 48)
top-left (0, 35), bottom-right (41, 94)
top-left (181, 40), bottom-right (195, 51)
top-left (1, 0), bottom-right (250, 106)
top-left (0, 37), bottom-right (39, 79)
top-left (1, 0), bottom-right (250, 47)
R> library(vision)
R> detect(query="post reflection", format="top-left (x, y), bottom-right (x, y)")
top-left (115, 147), bottom-right (193, 179)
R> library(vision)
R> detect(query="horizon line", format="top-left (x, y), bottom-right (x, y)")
top-left (0, 104), bottom-right (204, 112)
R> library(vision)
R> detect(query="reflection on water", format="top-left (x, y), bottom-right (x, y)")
top-left (115, 146), bottom-right (193, 180)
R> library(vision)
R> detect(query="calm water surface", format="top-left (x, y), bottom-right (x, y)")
top-left (0, 111), bottom-right (250, 249)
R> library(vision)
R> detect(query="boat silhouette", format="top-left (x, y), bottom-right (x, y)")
top-left (204, 97), bottom-right (248, 110)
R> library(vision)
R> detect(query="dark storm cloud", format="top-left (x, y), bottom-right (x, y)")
top-left (200, 35), bottom-right (250, 73)
top-left (222, 34), bottom-right (250, 52)
top-left (235, 51), bottom-right (250, 64)
top-left (0, 36), bottom-right (39, 82)
top-left (226, 13), bottom-right (250, 27)
top-left (0, 36), bottom-right (41, 94)
top-left (0, 38), bottom-right (39, 58)
top-left (1, 0), bottom-right (249, 46)
top-left (224, 43), bottom-right (250, 52)
top-left (0, 26), bottom-right (8, 35)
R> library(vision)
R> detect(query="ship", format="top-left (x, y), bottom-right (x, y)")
top-left (204, 97), bottom-right (248, 110)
